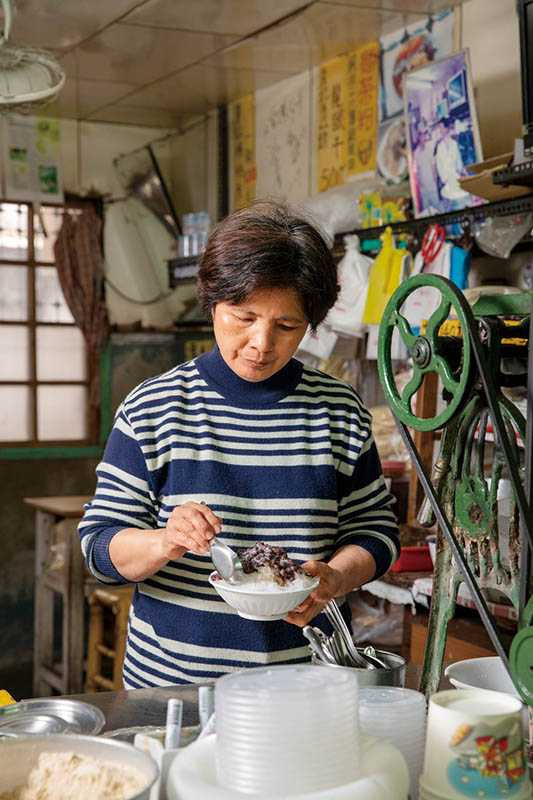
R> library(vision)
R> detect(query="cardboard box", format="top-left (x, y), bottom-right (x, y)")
top-left (459, 153), bottom-right (532, 202)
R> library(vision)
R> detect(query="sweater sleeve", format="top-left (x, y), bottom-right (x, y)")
top-left (335, 408), bottom-right (400, 580)
top-left (78, 404), bottom-right (159, 584)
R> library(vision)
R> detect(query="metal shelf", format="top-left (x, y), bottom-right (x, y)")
top-left (168, 256), bottom-right (200, 287)
top-left (334, 193), bottom-right (533, 255)
top-left (493, 160), bottom-right (533, 187)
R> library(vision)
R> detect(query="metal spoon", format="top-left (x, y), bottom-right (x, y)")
top-left (210, 539), bottom-right (243, 582)
top-left (311, 627), bottom-right (337, 663)
top-left (303, 626), bottom-right (336, 664)
top-left (331, 630), bottom-right (350, 667)
top-left (324, 600), bottom-right (373, 669)
top-left (201, 500), bottom-right (243, 582)
top-left (362, 645), bottom-right (389, 670)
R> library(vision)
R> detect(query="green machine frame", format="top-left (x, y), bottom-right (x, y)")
top-left (377, 275), bottom-right (533, 707)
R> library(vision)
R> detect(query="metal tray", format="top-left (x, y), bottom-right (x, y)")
top-left (0, 698), bottom-right (105, 737)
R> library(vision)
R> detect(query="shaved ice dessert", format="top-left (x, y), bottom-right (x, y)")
top-left (213, 542), bottom-right (315, 592)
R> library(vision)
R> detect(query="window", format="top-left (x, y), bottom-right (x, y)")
top-left (0, 201), bottom-right (95, 446)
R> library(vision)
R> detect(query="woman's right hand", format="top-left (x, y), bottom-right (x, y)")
top-left (161, 501), bottom-right (222, 558)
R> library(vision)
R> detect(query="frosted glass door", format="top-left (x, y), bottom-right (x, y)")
top-left (0, 386), bottom-right (31, 441)
top-left (35, 267), bottom-right (74, 323)
top-left (36, 326), bottom-right (86, 381)
top-left (0, 326), bottom-right (30, 380)
top-left (0, 267), bottom-right (27, 321)
top-left (37, 385), bottom-right (88, 441)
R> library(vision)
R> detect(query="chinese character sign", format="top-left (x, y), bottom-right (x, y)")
top-left (255, 72), bottom-right (311, 203)
top-left (316, 55), bottom-right (347, 193)
top-left (347, 41), bottom-right (379, 176)
top-left (231, 94), bottom-right (256, 210)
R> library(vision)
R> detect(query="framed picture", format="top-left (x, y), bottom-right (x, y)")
top-left (403, 49), bottom-right (483, 218)
top-left (380, 9), bottom-right (455, 123)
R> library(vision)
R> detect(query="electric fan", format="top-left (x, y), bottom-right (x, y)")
top-left (0, 0), bottom-right (65, 114)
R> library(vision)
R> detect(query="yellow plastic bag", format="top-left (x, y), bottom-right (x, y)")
top-left (362, 227), bottom-right (408, 325)
top-left (0, 689), bottom-right (15, 706)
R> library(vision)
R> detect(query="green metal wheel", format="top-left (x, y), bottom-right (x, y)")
top-left (510, 597), bottom-right (533, 706)
top-left (378, 274), bottom-right (473, 432)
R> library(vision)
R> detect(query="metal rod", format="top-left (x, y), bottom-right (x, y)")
top-left (519, 293), bottom-right (533, 614)
top-left (395, 420), bottom-right (510, 670)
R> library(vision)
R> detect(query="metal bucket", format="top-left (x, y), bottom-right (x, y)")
top-left (0, 734), bottom-right (159, 799)
top-left (311, 648), bottom-right (406, 688)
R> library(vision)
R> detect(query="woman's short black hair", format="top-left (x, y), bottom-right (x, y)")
top-left (197, 201), bottom-right (339, 330)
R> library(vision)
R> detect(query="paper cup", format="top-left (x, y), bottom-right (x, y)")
top-left (420, 688), bottom-right (530, 799)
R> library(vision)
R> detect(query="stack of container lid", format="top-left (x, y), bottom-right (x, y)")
top-left (359, 686), bottom-right (427, 800)
top-left (215, 664), bottom-right (360, 796)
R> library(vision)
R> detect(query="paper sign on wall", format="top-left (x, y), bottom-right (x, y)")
top-left (316, 55), bottom-right (348, 193)
top-left (2, 116), bottom-right (63, 203)
top-left (347, 41), bottom-right (379, 176)
top-left (255, 72), bottom-right (311, 204)
top-left (231, 94), bottom-right (256, 210)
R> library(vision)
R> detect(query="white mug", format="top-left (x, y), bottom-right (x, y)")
top-left (420, 688), bottom-right (530, 800)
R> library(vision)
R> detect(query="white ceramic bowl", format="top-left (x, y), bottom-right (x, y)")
top-left (444, 656), bottom-right (529, 737)
top-left (208, 571), bottom-right (319, 621)
top-left (445, 656), bottom-right (520, 695)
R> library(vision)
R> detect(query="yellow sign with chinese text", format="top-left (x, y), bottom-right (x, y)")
top-left (317, 55), bottom-right (348, 193)
top-left (232, 94), bottom-right (256, 210)
top-left (347, 41), bottom-right (380, 176)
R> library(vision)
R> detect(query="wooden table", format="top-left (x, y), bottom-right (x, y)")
top-left (24, 496), bottom-right (93, 697)
top-left (67, 664), bottom-right (438, 733)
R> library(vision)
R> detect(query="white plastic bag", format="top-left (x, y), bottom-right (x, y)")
top-left (474, 213), bottom-right (533, 259)
top-left (326, 235), bottom-right (372, 338)
top-left (401, 244), bottom-right (452, 334)
top-left (298, 323), bottom-right (338, 359)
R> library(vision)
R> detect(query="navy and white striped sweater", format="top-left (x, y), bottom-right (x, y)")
top-left (79, 347), bottom-right (399, 688)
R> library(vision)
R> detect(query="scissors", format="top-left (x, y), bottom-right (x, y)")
top-left (421, 223), bottom-right (446, 265)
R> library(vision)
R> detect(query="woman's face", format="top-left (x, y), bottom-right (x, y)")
top-left (212, 287), bottom-right (309, 382)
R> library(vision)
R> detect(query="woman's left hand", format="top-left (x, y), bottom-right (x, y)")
top-left (284, 560), bottom-right (343, 627)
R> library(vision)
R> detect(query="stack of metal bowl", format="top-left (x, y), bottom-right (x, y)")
top-left (0, 698), bottom-right (159, 799)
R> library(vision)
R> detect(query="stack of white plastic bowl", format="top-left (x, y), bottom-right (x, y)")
top-left (215, 664), bottom-right (360, 796)
top-left (359, 687), bottom-right (427, 800)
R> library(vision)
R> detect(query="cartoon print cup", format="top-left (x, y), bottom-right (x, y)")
top-left (420, 688), bottom-right (530, 799)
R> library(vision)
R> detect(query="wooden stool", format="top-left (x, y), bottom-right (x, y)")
top-left (85, 586), bottom-right (133, 692)
top-left (25, 497), bottom-right (98, 697)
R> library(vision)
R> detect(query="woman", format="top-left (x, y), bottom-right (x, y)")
top-left (79, 202), bottom-right (399, 688)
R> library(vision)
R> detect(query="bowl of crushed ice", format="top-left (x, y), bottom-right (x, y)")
top-left (209, 542), bottom-right (319, 621)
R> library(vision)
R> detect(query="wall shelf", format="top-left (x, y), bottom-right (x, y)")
top-left (493, 160), bottom-right (533, 188)
top-left (334, 192), bottom-right (533, 256)
top-left (168, 256), bottom-right (200, 287)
